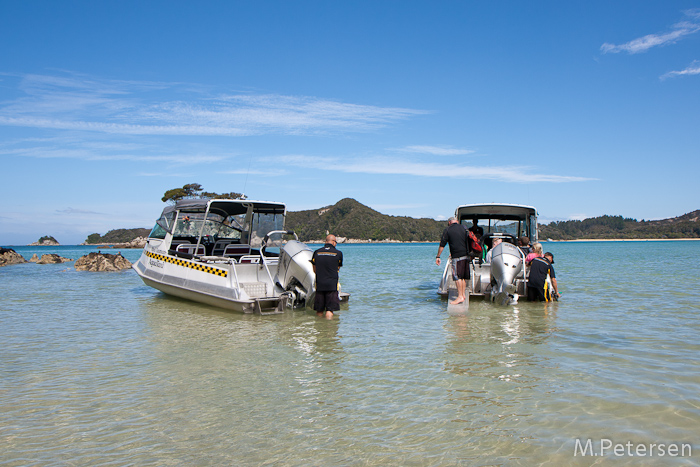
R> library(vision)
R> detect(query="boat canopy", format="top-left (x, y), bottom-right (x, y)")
top-left (163, 199), bottom-right (287, 217)
top-left (456, 203), bottom-right (537, 219)
top-left (455, 203), bottom-right (538, 241)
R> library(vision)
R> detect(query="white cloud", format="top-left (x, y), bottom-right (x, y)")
top-left (395, 145), bottom-right (475, 156)
top-left (271, 155), bottom-right (594, 183)
top-left (0, 144), bottom-right (225, 164)
top-left (0, 72), bottom-right (426, 136)
top-left (661, 60), bottom-right (700, 80)
top-left (601, 9), bottom-right (700, 54)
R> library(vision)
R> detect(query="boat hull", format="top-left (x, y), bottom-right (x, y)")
top-left (136, 271), bottom-right (284, 313)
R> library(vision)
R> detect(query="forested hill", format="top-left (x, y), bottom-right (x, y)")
top-left (286, 198), bottom-right (445, 242)
top-left (287, 199), bottom-right (700, 242)
top-left (539, 211), bottom-right (700, 240)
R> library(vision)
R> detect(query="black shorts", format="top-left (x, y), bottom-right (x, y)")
top-left (451, 256), bottom-right (470, 280)
top-left (313, 290), bottom-right (340, 312)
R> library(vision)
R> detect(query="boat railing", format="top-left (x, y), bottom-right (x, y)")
top-left (229, 260), bottom-right (242, 298)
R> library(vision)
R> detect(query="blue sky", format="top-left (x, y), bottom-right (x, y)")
top-left (1, 1), bottom-right (699, 245)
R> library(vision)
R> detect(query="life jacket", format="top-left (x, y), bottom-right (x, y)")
top-left (468, 230), bottom-right (483, 254)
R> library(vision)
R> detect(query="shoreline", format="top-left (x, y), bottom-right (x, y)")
top-left (6, 238), bottom-right (700, 248)
top-left (546, 238), bottom-right (700, 242)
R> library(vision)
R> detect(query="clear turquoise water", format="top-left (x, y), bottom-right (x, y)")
top-left (2, 242), bottom-right (699, 465)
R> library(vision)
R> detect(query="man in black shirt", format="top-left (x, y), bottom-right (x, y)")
top-left (311, 234), bottom-right (343, 318)
top-left (436, 217), bottom-right (470, 305)
top-left (527, 252), bottom-right (559, 301)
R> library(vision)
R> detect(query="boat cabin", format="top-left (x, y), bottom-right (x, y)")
top-left (455, 203), bottom-right (538, 252)
top-left (147, 199), bottom-right (289, 262)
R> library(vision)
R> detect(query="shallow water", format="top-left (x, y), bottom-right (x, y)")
top-left (1, 242), bottom-right (699, 465)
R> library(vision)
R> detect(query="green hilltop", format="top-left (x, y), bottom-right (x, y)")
top-left (539, 210), bottom-right (700, 240)
top-left (286, 198), bottom-right (444, 242)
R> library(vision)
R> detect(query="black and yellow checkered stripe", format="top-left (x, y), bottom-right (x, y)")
top-left (146, 250), bottom-right (228, 277)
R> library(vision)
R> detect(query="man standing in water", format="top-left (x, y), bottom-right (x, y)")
top-left (436, 217), bottom-right (471, 305)
top-left (311, 234), bottom-right (343, 319)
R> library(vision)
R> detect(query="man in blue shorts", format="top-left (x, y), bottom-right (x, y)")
top-left (311, 234), bottom-right (343, 319)
top-left (436, 217), bottom-right (471, 305)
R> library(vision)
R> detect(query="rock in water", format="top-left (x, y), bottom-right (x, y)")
top-left (36, 253), bottom-right (73, 264)
top-left (74, 252), bottom-right (132, 272)
top-left (0, 248), bottom-right (27, 267)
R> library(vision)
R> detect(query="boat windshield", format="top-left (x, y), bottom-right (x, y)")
top-left (460, 217), bottom-right (525, 237)
top-left (172, 212), bottom-right (243, 240)
top-left (249, 213), bottom-right (285, 248)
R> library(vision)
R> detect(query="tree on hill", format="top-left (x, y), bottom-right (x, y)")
top-left (539, 212), bottom-right (700, 240)
top-left (162, 183), bottom-right (246, 203)
top-left (84, 228), bottom-right (151, 244)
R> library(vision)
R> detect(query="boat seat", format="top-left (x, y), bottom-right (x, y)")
top-left (238, 255), bottom-right (260, 264)
top-left (212, 239), bottom-right (235, 256)
top-left (176, 244), bottom-right (205, 256)
top-left (170, 239), bottom-right (192, 248)
top-left (223, 244), bottom-right (251, 258)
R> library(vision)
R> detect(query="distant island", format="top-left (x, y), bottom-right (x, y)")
top-left (29, 235), bottom-right (60, 246)
top-left (77, 198), bottom-right (699, 245)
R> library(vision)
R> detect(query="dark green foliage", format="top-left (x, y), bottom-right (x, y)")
top-left (287, 199), bottom-right (700, 242)
top-left (86, 233), bottom-right (101, 244)
top-left (539, 211), bottom-right (700, 240)
top-left (84, 228), bottom-right (151, 244)
top-left (162, 183), bottom-right (245, 203)
top-left (38, 235), bottom-right (58, 243)
top-left (286, 198), bottom-right (445, 242)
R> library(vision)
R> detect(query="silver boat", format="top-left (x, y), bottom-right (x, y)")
top-left (133, 198), bottom-right (348, 314)
top-left (438, 203), bottom-right (538, 305)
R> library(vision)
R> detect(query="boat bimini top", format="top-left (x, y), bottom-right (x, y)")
top-left (455, 203), bottom-right (538, 243)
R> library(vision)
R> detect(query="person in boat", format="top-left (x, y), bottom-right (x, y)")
top-left (436, 217), bottom-right (471, 305)
top-left (527, 252), bottom-right (559, 302)
top-left (518, 236), bottom-right (531, 256)
top-left (525, 242), bottom-right (543, 265)
top-left (485, 237), bottom-right (502, 263)
top-left (311, 234), bottom-right (343, 319)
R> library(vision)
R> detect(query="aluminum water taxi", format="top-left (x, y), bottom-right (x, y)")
top-left (438, 203), bottom-right (538, 305)
top-left (134, 198), bottom-right (347, 314)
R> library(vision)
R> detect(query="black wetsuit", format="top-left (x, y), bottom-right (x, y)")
top-left (527, 256), bottom-right (556, 301)
top-left (311, 243), bottom-right (343, 312)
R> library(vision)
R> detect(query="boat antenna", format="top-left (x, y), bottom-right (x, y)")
top-left (242, 154), bottom-right (253, 199)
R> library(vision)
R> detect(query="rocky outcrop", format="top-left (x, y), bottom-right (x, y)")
top-left (92, 236), bottom-right (148, 249)
top-left (0, 248), bottom-right (27, 267)
top-left (34, 253), bottom-right (73, 264)
top-left (74, 252), bottom-right (132, 272)
top-left (28, 236), bottom-right (60, 246)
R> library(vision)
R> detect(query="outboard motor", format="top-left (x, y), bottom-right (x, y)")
top-left (275, 240), bottom-right (316, 308)
top-left (489, 242), bottom-right (524, 305)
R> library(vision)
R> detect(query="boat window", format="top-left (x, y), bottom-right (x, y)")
top-left (226, 213), bottom-right (247, 232)
top-left (249, 213), bottom-right (285, 248)
top-left (152, 211), bottom-right (177, 237)
top-left (461, 217), bottom-right (523, 237)
top-left (262, 231), bottom-right (295, 256)
top-left (149, 223), bottom-right (168, 239)
top-left (529, 216), bottom-right (538, 242)
top-left (173, 215), bottom-right (203, 237)
top-left (172, 212), bottom-right (243, 240)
